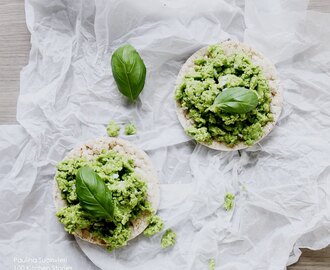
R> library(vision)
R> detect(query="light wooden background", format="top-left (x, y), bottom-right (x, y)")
top-left (0, 0), bottom-right (329, 269)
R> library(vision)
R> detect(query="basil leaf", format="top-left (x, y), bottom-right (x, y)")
top-left (111, 44), bottom-right (147, 101)
top-left (76, 167), bottom-right (114, 221)
top-left (212, 87), bottom-right (259, 114)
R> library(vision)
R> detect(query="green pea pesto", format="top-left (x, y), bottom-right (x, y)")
top-left (106, 120), bottom-right (120, 137)
top-left (124, 123), bottom-right (137, 135)
top-left (223, 193), bottom-right (235, 211)
top-left (55, 149), bottom-right (155, 251)
top-left (175, 44), bottom-right (273, 147)
top-left (161, 229), bottom-right (176, 248)
top-left (208, 259), bottom-right (216, 270)
top-left (144, 215), bottom-right (164, 237)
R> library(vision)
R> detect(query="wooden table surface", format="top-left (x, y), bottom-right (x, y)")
top-left (0, 0), bottom-right (329, 269)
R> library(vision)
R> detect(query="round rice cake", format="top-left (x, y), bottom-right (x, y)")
top-left (53, 137), bottom-right (160, 247)
top-left (175, 40), bottom-right (283, 151)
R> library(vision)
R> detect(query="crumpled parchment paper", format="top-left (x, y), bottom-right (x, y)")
top-left (1, 0), bottom-right (330, 269)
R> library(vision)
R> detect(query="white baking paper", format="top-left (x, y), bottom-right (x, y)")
top-left (1, 0), bottom-right (330, 269)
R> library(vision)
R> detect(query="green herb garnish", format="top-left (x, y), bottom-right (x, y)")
top-left (111, 44), bottom-right (146, 101)
top-left (211, 87), bottom-right (258, 114)
top-left (76, 167), bottom-right (114, 221)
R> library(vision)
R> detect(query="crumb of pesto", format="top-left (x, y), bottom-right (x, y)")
top-left (208, 259), bottom-right (216, 270)
top-left (144, 215), bottom-right (164, 237)
top-left (106, 120), bottom-right (120, 137)
top-left (161, 229), bottom-right (176, 249)
top-left (223, 193), bottom-right (235, 211)
top-left (124, 123), bottom-right (137, 135)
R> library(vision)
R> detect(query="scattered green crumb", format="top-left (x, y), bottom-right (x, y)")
top-left (223, 193), bottom-right (235, 211)
top-left (106, 120), bottom-right (120, 137)
top-left (124, 123), bottom-right (137, 135)
top-left (144, 215), bottom-right (164, 237)
top-left (161, 229), bottom-right (176, 249)
top-left (208, 259), bottom-right (216, 270)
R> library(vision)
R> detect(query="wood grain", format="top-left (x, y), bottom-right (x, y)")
top-left (309, 0), bottom-right (330, 12)
top-left (0, 0), bottom-right (30, 124)
top-left (0, 0), bottom-right (329, 269)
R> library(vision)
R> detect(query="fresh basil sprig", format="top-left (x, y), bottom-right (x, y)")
top-left (210, 87), bottom-right (259, 114)
top-left (111, 44), bottom-right (147, 101)
top-left (76, 167), bottom-right (114, 221)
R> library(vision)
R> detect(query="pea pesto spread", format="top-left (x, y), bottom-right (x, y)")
top-left (175, 44), bottom-right (274, 146)
top-left (144, 215), bottom-right (164, 237)
top-left (55, 149), bottom-right (159, 251)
